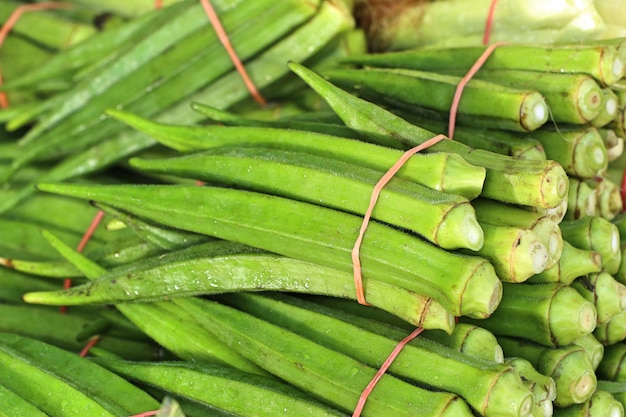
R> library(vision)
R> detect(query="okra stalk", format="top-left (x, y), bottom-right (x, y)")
top-left (343, 44), bottom-right (625, 87)
top-left (572, 334), bottom-right (604, 371)
top-left (527, 127), bottom-right (609, 179)
top-left (36, 182), bottom-right (501, 318)
top-left (497, 337), bottom-right (597, 407)
top-left (597, 343), bottom-right (626, 381)
top-left (94, 359), bottom-right (349, 417)
top-left (323, 67), bottom-right (549, 132)
top-left (504, 357), bottom-right (556, 417)
top-left (560, 217), bottom-right (622, 274)
top-left (594, 310), bottom-right (626, 346)
top-left (600, 128), bottom-right (624, 162)
top-left (467, 224), bottom-right (548, 282)
top-left (565, 178), bottom-right (598, 220)
top-left (175, 297), bottom-right (477, 417)
top-left (109, 110), bottom-right (487, 199)
top-left (535, 241), bottom-right (593, 279)
top-left (587, 176), bottom-right (623, 220)
top-left (225, 292), bottom-right (534, 417)
top-left (472, 198), bottom-right (563, 269)
top-left (592, 89), bottom-right (621, 128)
top-left (552, 390), bottom-right (624, 417)
top-left (131, 148), bottom-right (484, 251)
top-left (289, 62), bottom-right (569, 209)
top-left (463, 283), bottom-right (597, 347)
top-left (403, 116), bottom-right (547, 160)
top-left (420, 324), bottom-right (504, 363)
top-left (571, 272), bottom-right (626, 325)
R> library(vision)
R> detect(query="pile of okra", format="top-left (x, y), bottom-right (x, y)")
top-left (2, 1), bottom-right (626, 416)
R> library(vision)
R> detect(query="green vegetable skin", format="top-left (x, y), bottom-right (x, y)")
top-left (95, 359), bottom-right (349, 417)
top-left (288, 62), bottom-right (568, 209)
top-left (130, 147), bottom-right (485, 251)
top-left (176, 297), bottom-right (476, 417)
top-left (0, 332), bottom-right (159, 416)
top-left (225, 292), bottom-right (534, 417)
top-left (109, 108), bottom-right (487, 199)
top-left (33, 182), bottom-right (502, 319)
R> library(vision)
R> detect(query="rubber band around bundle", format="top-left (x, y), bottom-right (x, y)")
top-left (128, 411), bottom-right (158, 417)
top-left (350, 41), bottom-right (506, 417)
top-left (0, 2), bottom-right (73, 109)
top-left (60, 210), bottom-right (105, 313)
top-left (482, 0), bottom-right (499, 45)
top-left (199, 0), bottom-right (266, 106)
top-left (79, 335), bottom-right (101, 357)
top-left (154, 0), bottom-right (163, 9)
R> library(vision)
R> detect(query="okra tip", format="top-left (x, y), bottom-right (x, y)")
top-left (540, 163), bottom-right (568, 209)
top-left (0, 258), bottom-right (13, 268)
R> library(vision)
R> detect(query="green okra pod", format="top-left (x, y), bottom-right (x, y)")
top-left (592, 89), bottom-right (621, 128)
top-left (504, 357), bottom-right (555, 417)
top-left (289, 62), bottom-right (569, 209)
top-left (421, 323), bottom-right (504, 363)
top-left (463, 283), bottom-right (597, 347)
top-left (36, 182), bottom-right (501, 319)
top-left (467, 223), bottom-right (548, 282)
top-left (95, 358), bottom-right (348, 417)
top-left (131, 147), bottom-right (484, 251)
top-left (572, 334), bottom-right (604, 371)
top-left (571, 272), bottom-right (626, 325)
top-left (225, 292), bottom-right (534, 417)
top-left (471, 198), bottom-right (563, 269)
top-left (597, 342), bottom-right (626, 381)
top-left (0, 383), bottom-right (49, 417)
top-left (0, 268), bottom-right (58, 303)
top-left (601, 129), bottom-right (624, 162)
top-left (587, 176), bottom-right (623, 221)
top-left (552, 390), bottom-right (624, 417)
top-left (560, 216), bottom-right (622, 274)
top-left (109, 109), bottom-right (487, 199)
top-left (343, 44), bottom-right (625, 87)
top-left (497, 337), bottom-right (597, 407)
top-left (323, 67), bottom-right (549, 132)
top-left (175, 297), bottom-right (477, 417)
top-left (0, 332), bottom-right (160, 416)
top-left (523, 127), bottom-right (608, 179)
top-left (565, 178), bottom-right (598, 220)
top-left (594, 310), bottom-right (626, 346)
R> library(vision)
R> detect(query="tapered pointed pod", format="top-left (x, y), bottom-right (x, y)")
top-left (35, 182), bottom-right (501, 319)
top-left (287, 62), bottom-right (568, 209)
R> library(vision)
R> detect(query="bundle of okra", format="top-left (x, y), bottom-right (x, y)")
top-left (4, 1), bottom-right (626, 416)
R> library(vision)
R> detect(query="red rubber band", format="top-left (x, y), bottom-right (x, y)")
top-left (129, 412), bottom-right (158, 417)
top-left (79, 335), bottom-right (101, 357)
top-left (351, 134), bottom-right (448, 306)
top-left (154, 0), bottom-right (163, 9)
top-left (0, 2), bottom-right (73, 109)
top-left (60, 210), bottom-right (105, 313)
top-left (483, 0), bottom-right (499, 45)
top-left (199, 0), bottom-right (266, 106)
top-left (352, 327), bottom-right (424, 417)
top-left (448, 41), bottom-right (507, 140)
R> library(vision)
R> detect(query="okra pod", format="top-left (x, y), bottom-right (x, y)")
top-left (497, 337), bottom-right (597, 407)
top-left (528, 241), bottom-right (602, 285)
top-left (467, 223), bottom-right (548, 282)
top-left (36, 182), bottom-right (501, 318)
top-left (594, 310), bottom-right (626, 345)
top-left (552, 390), bottom-right (624, 417)
top-left (0, 383), bottom-right (48, 417)
top-left (597, 342), bottom-right (626, 381)
top-left (565, 178), bottom-right (598, 220)
top-left (572, 334), bottom-right (604, 370)
top-left (108, 110), bottom-right (487, 199)
top-left (131, 147), bottom-right (484, 251)
top-left (571, 272), bottom-right (626, 325)
top-left (0, 332), bottom-right (160, 415)
top-left (505, 357), bottom-right (556, 417)
top-left (587, 176), bottom-right (623, 220)
top-left (175, 297), bottom-right (476, 417)
top-left (225, 292), bottom-right (534, 417)
top-left (463, 283), bottom-right (597, 347)
top-left (323, 67), bottom-right (549, 132)
top-left (524, 126), bottom-right (608, 178)
top-left (289, 62), bottom-right (569, 209)
top-left (344, 44), bottom-right (625, 87)
top-left (592, 89), bottom-right (621, 128)
top-left (472, 198), bottom-right (563, 269)
top-left (600, 128), bottom-right (624, 162)
top-left (560, 216), bottom-right (622, 274)
top-left (95, 358), bottom-right (349, 417)
top-left (421, 324), bottom-right (504, 363)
